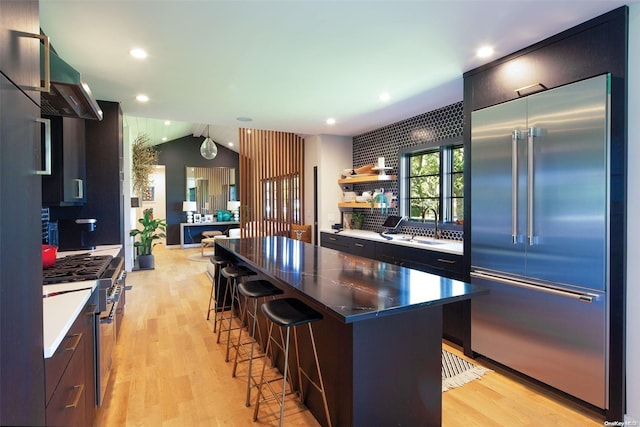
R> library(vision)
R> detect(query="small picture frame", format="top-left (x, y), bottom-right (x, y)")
top-left (193, 213), bottom-right (202, 223)
top-left (204, 214), bottom-right (214, 223)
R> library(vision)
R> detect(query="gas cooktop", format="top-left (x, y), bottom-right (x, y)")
top-left (43, 254), bottom-right (113, 285)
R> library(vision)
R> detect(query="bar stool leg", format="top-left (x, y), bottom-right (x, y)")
top-left (252, 321), bottom-right (274, 422)
top-left (232, 296), bottom-right (258, 406)
top-left (216, 275), bottom-right (233, 345)
top-left (224, 276), bottom-right (242, 362)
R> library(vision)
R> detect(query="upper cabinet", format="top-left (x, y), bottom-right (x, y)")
top-left (0, 0), bottom-right (43, 105)
top-left (42, 115), bottom-right (86, 206)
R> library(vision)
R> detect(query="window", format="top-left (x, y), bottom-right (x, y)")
top-left (399, 138), bottom-right (463, 224)
top-left (262, 173), bottom-right (301, 223)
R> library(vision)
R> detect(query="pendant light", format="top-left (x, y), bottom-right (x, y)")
top-left (200, 125), bottom-right (218, 160)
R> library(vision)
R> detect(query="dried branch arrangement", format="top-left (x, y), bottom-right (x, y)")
top-left (131, 133), bottom-right (158, 197)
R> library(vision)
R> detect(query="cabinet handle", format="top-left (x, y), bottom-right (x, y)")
top-left (329, 237), bottom-right (337, 241)
top-left (36, 118), bottom-right (51, 175)
top-left (354, 243), bottom-right (364, 247)
top-left (20, 32), bottom-right (50, 92)
top-left (64, 333), bottom-right (83, 352)
top-left (436, 258), bottom-right (456, 265)
top-left (65, 384), bottom-right (85, 409)
top-left (74, 179), bottom-right (84, 199)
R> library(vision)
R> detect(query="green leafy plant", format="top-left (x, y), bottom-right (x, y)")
top-left (129, 208), bottom-right (167, 256)
top-left (351, 212), bottom-right (365, 229)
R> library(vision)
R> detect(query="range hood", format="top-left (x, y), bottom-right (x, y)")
top-left (40, 43), bottom-right (103, 121)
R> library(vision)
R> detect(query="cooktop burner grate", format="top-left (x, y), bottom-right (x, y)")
top-left (43, 255), bottom-right (113, 284)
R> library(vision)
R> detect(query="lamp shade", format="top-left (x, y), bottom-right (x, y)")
top-left (182, 201), bottom-right (197, 212)
top-left (227, 201), bottom-right (241, 211)
top-left (200, 137), bottom-right (218, 160)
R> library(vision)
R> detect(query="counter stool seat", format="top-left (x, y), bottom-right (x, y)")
top-left (253, 298), bottom-right (332, 427)
top-left (217, 265), bottom-right (257, 361)
top-left (232, 280), bottom-right (284, 406)
top-left (207, 256), bottom-right (230, 330)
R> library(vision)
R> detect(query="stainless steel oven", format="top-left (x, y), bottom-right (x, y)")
top-left (95, 256), bottom-right (125, 406)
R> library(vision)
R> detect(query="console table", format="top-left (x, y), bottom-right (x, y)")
top-left (179, 222), bottom-right (239, 248)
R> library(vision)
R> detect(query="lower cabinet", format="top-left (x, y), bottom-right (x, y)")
top-left (45, 294), bottom-right (97, 427)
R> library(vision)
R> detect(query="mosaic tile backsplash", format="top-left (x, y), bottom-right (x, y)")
top-left (349, 101), bottom-right (464, 241)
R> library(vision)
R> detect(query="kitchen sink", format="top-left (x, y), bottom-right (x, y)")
top-left (393, 236), bottom-right (445, 245)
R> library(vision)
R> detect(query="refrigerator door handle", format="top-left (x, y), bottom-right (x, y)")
top-left (527, 127), bottom-right (539, 246)
top-left (511, 130), bottom-right (520, 244)
top-left (471, 271), bottom-right (597, 303)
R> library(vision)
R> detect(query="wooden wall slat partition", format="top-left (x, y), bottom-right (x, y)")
top-left (239, 128), bottom-right (304, 238)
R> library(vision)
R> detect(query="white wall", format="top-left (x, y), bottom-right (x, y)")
top-left (626, 3), bottom-right (639, 423)
top-left (304, 135), bottom-right (353, 238)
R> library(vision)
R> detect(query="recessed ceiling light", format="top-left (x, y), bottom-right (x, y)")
top-left (130, 48), bottom-right (147, 59)
top-left (237, 116), bottom-right (253, 122)
top-left (228, 142), bottom-right (234, 147)
top-left (136, 94), bottom-right (149, 103)
top-left (162, 137), bottom-right (167, 142)
top-left (326, 118), bottom-right (336, 125)
top-left (164, 120), bottom-right (171, 126)
top-left (379, 92), bottom-right (391, 102)
top-left (476, 46), bottom-right (494, 58)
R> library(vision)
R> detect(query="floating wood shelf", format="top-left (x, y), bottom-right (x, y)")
top-left (338, 175), bottom-right (396, 185)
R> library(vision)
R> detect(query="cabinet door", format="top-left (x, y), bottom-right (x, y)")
top-left (42, 116), bottom-right (86, 205)
top-left (320, 232), bottom-right (348, 252)
top-left (46, 339), bottom-right (87, 427)
top-left (343, 236), bottom-right (376, 259)
top-left (0, 75), bottom-right (45, 425)
top-left (0, 0), bottom-right (41, 104)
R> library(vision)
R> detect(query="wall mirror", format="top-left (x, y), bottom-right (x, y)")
top-left (185, 166), bottom-right (236, 214)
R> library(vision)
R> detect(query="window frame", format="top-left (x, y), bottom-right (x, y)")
top-left (398, 137), bottom-right (463, 227)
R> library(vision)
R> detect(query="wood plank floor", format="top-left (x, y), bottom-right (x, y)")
top-left (94, 246), bottom-right (605, 426)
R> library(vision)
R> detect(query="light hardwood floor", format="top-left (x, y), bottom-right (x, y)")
top-left (94, 246), bottom-right (605, 426)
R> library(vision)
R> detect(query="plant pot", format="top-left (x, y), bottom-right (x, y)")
top-left (352, 218), bottom-right (364, 230)
top-left (138, 254), bottom-right (155, 270)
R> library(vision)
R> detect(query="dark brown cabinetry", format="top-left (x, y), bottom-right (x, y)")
top-left (83, 101), bottom-right (124, 246)
top-left (0, 1), bottom-right (46, 425)
top-left (42, 115), bottom-right (86, 206)
top-left (45, 294), bottom-right (97, 427)
top-left (0, 0), bottom-right (41, 104)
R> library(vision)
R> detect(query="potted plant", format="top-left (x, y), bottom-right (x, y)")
top-left (130, 208), bottom-right (166, 269)
top-left (351, 212), bottom-right (365, 230)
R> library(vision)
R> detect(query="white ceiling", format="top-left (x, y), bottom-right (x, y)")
top-left (39, 1), bottom-right (633, 148)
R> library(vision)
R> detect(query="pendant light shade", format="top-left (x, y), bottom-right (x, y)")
top-left (200, 125), bottom-right (218, 160)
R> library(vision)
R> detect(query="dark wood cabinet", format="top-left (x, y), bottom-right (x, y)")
top-left (0, 2), bottom-right (45, 425)
top-left (45, 294), bottom-right (97, 427)
top-left (0, 0), bottom-right (41, 104)
top-left (83, 101), bottom-right (124, 246)
top-left (42, 115), bottom-right (87, 206)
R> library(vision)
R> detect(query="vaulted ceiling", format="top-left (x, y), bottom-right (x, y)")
top-left (39, 1), bottom-right (633, 149)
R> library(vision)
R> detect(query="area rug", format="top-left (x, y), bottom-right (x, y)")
top-left (442, 349), bottom-right (492, 392)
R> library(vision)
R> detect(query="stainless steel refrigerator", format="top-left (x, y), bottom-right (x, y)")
top-left (470, 74), bottom-right (610, 409)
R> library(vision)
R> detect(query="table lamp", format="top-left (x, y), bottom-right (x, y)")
top-left (227, 201), bottom-right (241, 221)
top-left (183, 201), bottom-right (197, 223)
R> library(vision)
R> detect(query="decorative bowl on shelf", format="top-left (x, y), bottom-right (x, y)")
top-left (343, 191), bottom-right (356, 202)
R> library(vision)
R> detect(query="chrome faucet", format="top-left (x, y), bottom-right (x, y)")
top-left (426, 207), bottom-right (439, 239)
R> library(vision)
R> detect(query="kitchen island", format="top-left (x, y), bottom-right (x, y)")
top-left (215, 236), bottom-right (487, 427)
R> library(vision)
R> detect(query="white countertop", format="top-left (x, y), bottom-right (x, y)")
top-left (321, 229), bottom-right (463, 255)
top-left (43, 245), bottom-right (122, 358)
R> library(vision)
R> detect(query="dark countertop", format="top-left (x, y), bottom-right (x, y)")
top-left (216, 236), bottom-right (487, 324)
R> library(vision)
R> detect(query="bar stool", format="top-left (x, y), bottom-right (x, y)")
top-left (207, 256), bottom-right (230, 332)
top-left (253, 298), bottom-right (332, 427)
top-left (232, 280), bottom-right (284, 406)
top-left (216, 265), bottom-right (256, 361)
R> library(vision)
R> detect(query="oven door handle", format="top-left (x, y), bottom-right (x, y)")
top-left (101, 299), bottom-right (119, 324)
